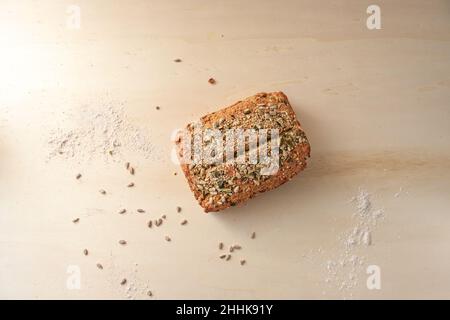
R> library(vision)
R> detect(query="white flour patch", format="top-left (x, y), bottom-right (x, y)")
top-left (46, 103), bottom-right (162, 163)
top-left (323, 188), bottom-right (384, 297)
top-left (105, 255), bottom-right (154, 300)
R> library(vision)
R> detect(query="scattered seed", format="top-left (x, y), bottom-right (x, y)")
top-left (225, 254), bottom-right (231, 261)
top-left (219, 254), bottom-right (227, 259)
top-left (99, 189), bottom-right (106, 195)
top-left (155, 218), bottom-right (163, 227)
top-left (229, 246), bottom-right (234, 253)
top-left (174, 58), bottom-right (182, 63)
top-left (161, 214), bottom-right (167, 220)
top-left (127, 182), bottom-right (135, 187)
top-left (156, 106), bottom-right (160, 110)
top-left (72, 218), bottom-right (80, 223)
top-left (219, 242), bottom-right (224, 250)
top-left (176, 206), bottom-right (182, 213)
top-left (118, 240), bottom-right (127, 245)
top-left (240, 259), bottom-right (246, 266)
top-left (120, 278), bottom-right (127, 285)
top-left (83, 249), bottom-right (88, 256)
top-left (180, 219), bottom-right (188, 225)
top-left (137, 209), bottom-right (145, 213)
top-left (208, 78), bottom-right (216, 84)
top-left (125, 162), bottom-right (130, 170)
top-left (96, 263), bottom-right (103, 270)
top-left (147, 220), bottom-right (153, 228)
top-left (165, 235), bottom-right (171, 242)
top-left (76, 173), bottom-right (82, 180)
top-left (173, 172), bottom-right (177, 176)
top-left (119, 209), bottom-right (126, 214)
top-left (130, 167), bottom-right (135, 175)
top-left (233, 245), bottom-right (242, 250)
top-left (251, 232), bottom-right (256, 239)
top-left (147, 290), bottom-right (153, 297)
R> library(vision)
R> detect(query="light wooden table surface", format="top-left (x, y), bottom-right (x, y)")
top-left (1, 0), bottom-right (449, 299)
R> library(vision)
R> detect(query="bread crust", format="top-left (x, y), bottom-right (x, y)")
top-left (176, 92), bottom-right (310, 212)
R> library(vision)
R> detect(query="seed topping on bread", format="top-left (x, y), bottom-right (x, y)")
top-left (176, 92), bottom-right (310, 212)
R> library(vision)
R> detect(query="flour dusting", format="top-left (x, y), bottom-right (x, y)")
top-left (47, 103), bottom-right (162, 163)
top-left (324, 188), bottom-right (384, 297)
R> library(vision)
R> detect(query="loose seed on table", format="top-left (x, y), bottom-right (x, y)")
top-left (208, 78), bottom-right (216, 85)
top-left (240, 260), bottom-right (246, 266)
top-left (165, 235), bottom-right (171, 242)
top-left (127, 182), bottom-right (135, 187)
top-left (161, 214), bottom-right (167, 220)
top-left (72, 218), bottom-right (80, 223)
top-left (137, 209), bottom-right (145, 213)
top-left (99, 189), bottom-right (106, 195)
top-left (233, 245), bottom-right (242, 250)
top-left (130, 167), bottom-right (135, 175)
top-left (76, 173), bottom-right (82, 180)
top-left (83, 249), bottom-right (88, 256)
top-left (118, 240), bottom-right (127, 245)
top-left (225, 255), bottom-right (231, 261)
top-left (120, 278), bottom-right (127, 285)
top-left (147, 220), bottom-right (152, 228)
top-left (96, 263), bottom-right (103, 270)
top-left (219, 242), bottom-right (224, 250)
top-left (125, 162), bottom-right (130, 170)
top-left (229, 246), bottom-right (234, 253)
top-left (180, 219), bottom-right (188, 225)
top-left (119, 209), bottom-right (126, 214)
top-left (251, 232), bottom-right (256, 239)
top-left (147, 290), bottom-right (153, 297)
top-left (176, 206), bottom-right (182, 213)
top-left (219, 254), bottom-right (227, 259)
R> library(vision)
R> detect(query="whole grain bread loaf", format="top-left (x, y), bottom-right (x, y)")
top-left (175, 92), bottom-right (310, 212)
